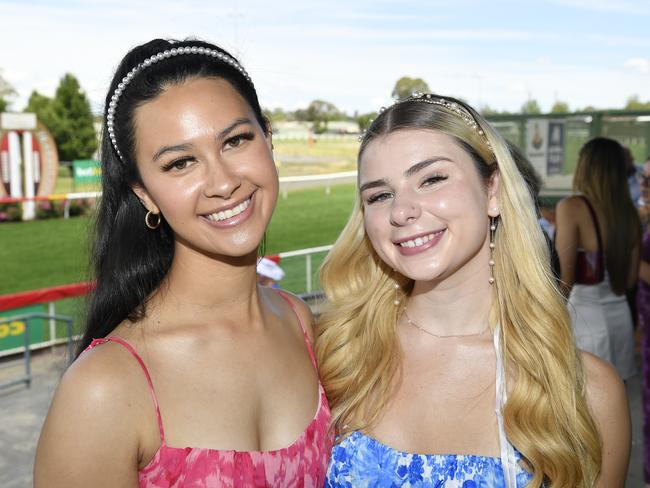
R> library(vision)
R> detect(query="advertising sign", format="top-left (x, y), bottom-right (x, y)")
top-left (0, 304), bottom-right (46, 352)
top-left (72, 159), bottom-right (101, 184)
top-left (525, 119), bottom-right (566, 177)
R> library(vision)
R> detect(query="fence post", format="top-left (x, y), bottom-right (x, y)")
top-left (48, 301), bottom-right (56, 346)
top-left (24, 320), bottom-right (31, 387)
top-left (306, 253), bottom-right (312, 293)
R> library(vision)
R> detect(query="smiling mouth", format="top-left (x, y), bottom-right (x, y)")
top-left (204, 196), bottom-right (251, 222)
top-left (397, 230), bottom-right (445, 249)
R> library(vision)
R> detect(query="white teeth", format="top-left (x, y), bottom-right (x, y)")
top-left (207, 198), bottom-right (250, 222)
top-left (399, 231), bottom-right (442, 248)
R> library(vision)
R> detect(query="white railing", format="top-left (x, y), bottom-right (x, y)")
top-left (277, 244), bottom-right (333, 292)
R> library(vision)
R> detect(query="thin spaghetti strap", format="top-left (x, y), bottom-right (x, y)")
top-left (577, 195), bottom-right (605, 280)
top-left (577, 195), bottom-right (604, 254)
top-left (276, 290), bottom-right (318, 370)
top-left (85, 336), bottom-right (166, 444)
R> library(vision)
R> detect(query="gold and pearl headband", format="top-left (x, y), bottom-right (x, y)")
top-left (361, 93), bottom-right (491, 149)
top-left (106, 46), bottom-right (252, 162)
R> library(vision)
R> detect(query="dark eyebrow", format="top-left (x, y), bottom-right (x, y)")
top-left (151, 117), bottom-right (254, 162)
top-left (404, 157), bottom-right (451, 177)
top-left (217, 117), bottom-right (253, 140)
top-left (152, 143), bottom-right (193, 162)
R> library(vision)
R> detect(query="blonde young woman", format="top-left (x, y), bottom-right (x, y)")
top-left (317, 94), bottom-right (630, 487)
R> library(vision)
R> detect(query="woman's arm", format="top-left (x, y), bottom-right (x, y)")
top-left (554, 197), bottom-right (580, 296)
top-left (640, 259), bottom-right (650, 285)
top-left (582, 352), bottom-right (631, 487)
top-left (627, 242), bottom-right (640, 289)
top-left (34, 348), bottom-right (144, 487)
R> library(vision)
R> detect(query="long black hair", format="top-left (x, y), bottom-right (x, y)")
top-left (78, 38), bottom-right (266, 356)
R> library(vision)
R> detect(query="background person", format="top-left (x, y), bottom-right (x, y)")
top-left (637, 157), bottom-right (650, 487)
top-left (555, 137), bottom-right (640, 381)
top-left (257, 256), bottom-right (285, 288)
top-left (34, 38), bottom-right (332, 487)
top-left (317, 94), bottom-right (629, 487)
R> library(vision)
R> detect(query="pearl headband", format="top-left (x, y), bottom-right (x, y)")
top-left (362, 92), bottom-right (491, 149)
top-left (106, 46), bottom-right (253, 162)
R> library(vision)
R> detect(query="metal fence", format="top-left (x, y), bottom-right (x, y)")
top-left (0, 313), bottom-right (74, 390)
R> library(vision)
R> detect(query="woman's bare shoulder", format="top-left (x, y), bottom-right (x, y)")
top-left (34, 341), bottom-right (150, 486)
top-left (580, 351), bottom-right (631, 487)
top-left (274, 288), bottom-right (316, 341)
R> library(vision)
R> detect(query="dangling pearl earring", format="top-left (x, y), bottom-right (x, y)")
top-left (392, 269), bottom-right (401, 305)
top-left (488, 217), bottom-right (497, 285)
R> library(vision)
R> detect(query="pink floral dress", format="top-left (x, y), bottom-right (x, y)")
top-left (84, 292), bottom-right (332, 487)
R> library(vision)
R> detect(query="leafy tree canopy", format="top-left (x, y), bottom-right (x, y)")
top-left (25, 90), bottom-right (56, 128)
top-left (0, 69), bottom-right (17, 112)
top-left (479, 105), bottom-right (512, 116)
top-left (356, 112), bottom-right (377, 132)
top-left (625, 94), bottom-right (650, 110)
top-left (295, 100), bottom-right (341, 122)
top-left (520, 99), bottom-right (542, 114)
top-left (25, 74), bottom-right (98, 161)
top-left (391, 76), bottom-right (430, 101)
top-left (550, 100), bottom-right (570, 113)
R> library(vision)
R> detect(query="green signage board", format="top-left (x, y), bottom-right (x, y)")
top-left (0, 304), bottom-right (46, 352)
top-left (72, 159), bottom-right (102, 184)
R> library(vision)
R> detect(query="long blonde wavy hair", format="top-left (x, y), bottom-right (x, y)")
top-left (316, 96), bottom-right (601, 487)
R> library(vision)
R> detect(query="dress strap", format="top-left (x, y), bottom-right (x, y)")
top-left (85, 336), bottom-right (166, 444)
top-left (577, 195), bottom-right (605, 271)
top-left (493, 326), bottom-right (518, 488)
top-left (276, 290), bottom-right (318, 371)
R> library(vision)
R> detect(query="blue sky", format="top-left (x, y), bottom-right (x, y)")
top-left (1, 0), bottom-right (649, 115)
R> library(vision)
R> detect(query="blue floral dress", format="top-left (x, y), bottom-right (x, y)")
top-left (326, 431), bottom-right (533, 487)
top-left (325, 327), bottom-right (535, 488)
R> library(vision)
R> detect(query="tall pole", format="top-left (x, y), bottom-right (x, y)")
top-left (7, 131), bottom-right (22, 198)
top-left (22, 131), bottom-right (35, 220)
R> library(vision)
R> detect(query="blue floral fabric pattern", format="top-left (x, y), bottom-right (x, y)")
top-left (326, 431), bottom-right (534, 488)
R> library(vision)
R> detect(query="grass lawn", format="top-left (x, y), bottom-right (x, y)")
top-left (273, 138), bottom-right (359, 162)
top-left (0, 183), bottom-right (357, 297)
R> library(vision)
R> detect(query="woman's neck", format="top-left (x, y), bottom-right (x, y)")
top-left (147, 243), bottom-right (262, 326)
top-left (406, 259), bottom-right (494, 338)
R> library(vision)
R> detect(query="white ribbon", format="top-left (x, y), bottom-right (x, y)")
top-left (493, 325), bottom-right (519, 488)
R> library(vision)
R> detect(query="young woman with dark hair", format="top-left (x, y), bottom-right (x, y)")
top-left (555, 137), bottom-right (641, 381)
top-left (34, 38), bottom-right (332, 487)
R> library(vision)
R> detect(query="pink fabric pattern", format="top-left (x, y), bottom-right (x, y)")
top-left (83, 291), bottom-right (333, 487)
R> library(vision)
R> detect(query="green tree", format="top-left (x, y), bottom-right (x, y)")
top-left (0, 69), bottom-right (17, 112)
top-left (520, 99), bottom-right (542, 114)
top-left (550, 100), bottom-right (570, 113)
top-left (25, 90), bottom-right (56, 128)
top-left (480, 105), bottom-right (511, 116)
top-left (625, 95), bottom-right (650, 110)
top-left (356, 111), bottom-right (377, 132)
top-left (263, 107), bottom-right (288, 123)
top-left (391, 76), bottom-right (430, 101)
top-left (293, 100), bottom-right (341, 133)
top-left (49, 73), bottom-right (98, 161)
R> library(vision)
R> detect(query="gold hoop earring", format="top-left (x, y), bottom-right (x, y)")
top-left (145, 211), bottom-right (161, 230)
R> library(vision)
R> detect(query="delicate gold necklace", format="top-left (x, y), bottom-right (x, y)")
top-left (403, 310), bottom-right (490, 339)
